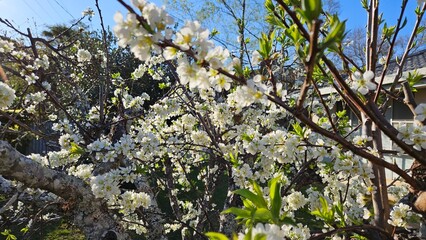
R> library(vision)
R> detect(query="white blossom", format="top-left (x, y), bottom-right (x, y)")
top-left (388, 203), bottom-right (421, 229)
top-left (286, 191), bottom-right (308, 211)
top-left (77, 49), bottom-right (92, 62)
top-left (351, 71), bottom-right (376, 95)
top-left (415, 103), bottom-right (426, 122)
top-left (0, 82), bottom-right (15, 109)
top-left (82, 7), bottom-right (95, 17)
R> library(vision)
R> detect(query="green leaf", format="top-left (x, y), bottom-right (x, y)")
top-left (211, 28), bottom-right (219, 37)
top-left (158, 82), bottom-right (168, 89)
top-left (415, 6), bottom-right (423, 16)
top-left (69, 142), bottom-right (85, 156)
top-left (265, 0), bottom-right (275, 12)
top-left (333, 201), bottom-right (346, 227)
top-left (361, 0), bottom-right (368, 10)
top-left (266, 10), bottom-right (287, 29)
top-left (301, 0), bottom-right (322, 22)
top-left (401, 17), bottom-right (408, 29)
top-left (281, 216), bottom-right (296, 225)
top-left (222, 207), bottom-right (252, 219)
top-left (241, 133), bottom-right (254, 142)
top-left (336, 110), bottom-right (346, 118)
top-left (205, 232), bottom-right (229, 240)
top-left (269, 177), bottom-right (282, 221)
top-left (250, 180), bottom-right (265, 200)
top-left (321, 16), bottom-right (346, 51)
top-left (244, 228), bottom-right (253, 240)
top-left (141, 21), bottom-right (154, 34)
top-left (253, 208), bottom-right (273, 222)
top-left (111, 72), bottom-right (121, 79)
top-left (382, 23), bottom-right (396, 39)
top-left (234, 189), bottom-right (268, 208)
top-left (243, 198), bottom-right (256, 210)
top-left (233, 63), bottom-right (244, 77)
top-left (243, 66), bottom-right (251, 78)
top-left (311, 196), bottom-right (336, 224)
top-left (253, 233), bottom-right (267, 240)
top-left (416, 26), bottom-right (425, 35)
top-left (291, 122), bottom-right (305, 137)
top-left (258, 31), bottom-right (275, 59)
top-left (1, 230), bottom-right (16, 240)
top-left (229, 152), bottom-right (240, 167)
top-left (407, 70), bottom-right (424, 92)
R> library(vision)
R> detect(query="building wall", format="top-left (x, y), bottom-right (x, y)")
top-left (386, 87), bottom-right (426, 179)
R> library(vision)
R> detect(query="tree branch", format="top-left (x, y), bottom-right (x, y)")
top-left (0, 141), bottom-right (130, 240)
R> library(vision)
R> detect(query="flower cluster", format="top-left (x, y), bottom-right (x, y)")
top-left (249, 223), bottom-right (285, 240)
top-left (132, 55), bottom-right (169, 81)
top-left (77, 49), bottom-right (92, 62)
top-left (242, 223), bottom-right (310, 240)
top-left (113, 88), bottom-right (150, 111)
top-left (90, 173), bottom-right (121, 200)
top-left (285, 191), bottom-right (308, 211)
top-left (68, 164), bottom-right (94, 180)
top-left (388, 185), bottom-right (409, 202)
top-left (0, 39), bottom-right (15, 53)
top-left (47, 149), bottom-right (80, 167)
top-left (114, 0), bottom-right (173, 61)
top-left (82, 7), bottom-right (95, 17)
top-left (397, 123), bottom-right (426, 150)
top-left (119, 190), bottom-right (151, 214)
top-left (0, 82), bottom-right (15, 109)
top-left (388, 203), bottom-right (421, 229)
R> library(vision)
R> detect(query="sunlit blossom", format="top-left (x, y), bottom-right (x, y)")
top-left (351, 71), bottom-right (376, 95)
top-left (0, 82), bottom-right (15, 109)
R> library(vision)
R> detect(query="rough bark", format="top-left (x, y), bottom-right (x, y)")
top-left (0, 140), bottom-right (130, 240)
top-left (362, 113), bottom-right (390, 233)
top-left (372, 124), bottom-right (391, 232)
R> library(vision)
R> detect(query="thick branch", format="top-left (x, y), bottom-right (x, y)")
top-left (0, 141), bottom-right (129, 240)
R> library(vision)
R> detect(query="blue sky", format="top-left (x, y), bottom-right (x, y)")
top-left (0, 0), bottom-right (422, 38)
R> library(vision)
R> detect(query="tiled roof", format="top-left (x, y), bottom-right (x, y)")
top-left (319, 50), bottom-right (426, 95)
top-left (376, 49), bottom-right (426, 76)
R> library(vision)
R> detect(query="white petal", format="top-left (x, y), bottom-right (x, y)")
top-left (114, 12), bottom-right (123, 23)
top-left (414, 104), bottom-right (426, 115)
top-left (353, 71), bottom-right (362, 80)
top-left (358, 86), bottom-right (369, 95)
top-left (363, 71), bottom-right (375, 81)
top-left (366, 81), bottom-right (376, 90)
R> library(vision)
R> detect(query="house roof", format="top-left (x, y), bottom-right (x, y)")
top-left (320, 49), bottom-right (426, 95)
top-left (376, 49), bottom-right (426, 76)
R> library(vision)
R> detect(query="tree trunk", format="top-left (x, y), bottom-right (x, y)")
top-left (372, 124), bottom-right (391, 231)
top-left (362, 114), bottom-right (390, 233)
top-left (0, 141), bottom-right (130, 240)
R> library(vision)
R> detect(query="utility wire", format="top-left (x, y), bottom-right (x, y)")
top-left (46, 0), bottom-right (67, 22)
top-left (54, 0), bottom-right (75, 19)
top-left (21, 0), bottom-right (45, 22)
top-left (33, 0), bottom-right (57, 23)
